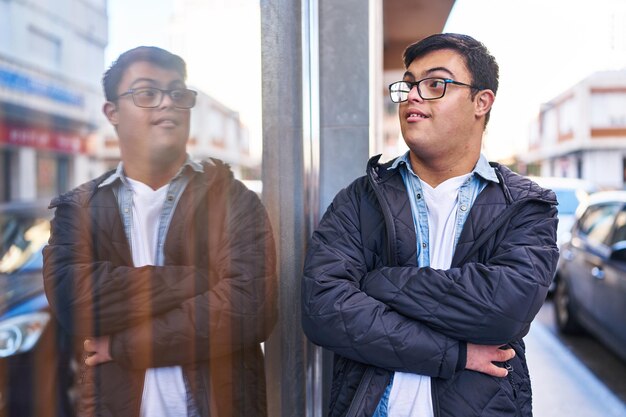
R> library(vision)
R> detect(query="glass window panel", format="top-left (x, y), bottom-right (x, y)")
top-left (579, 203), bottom-right (620, 244)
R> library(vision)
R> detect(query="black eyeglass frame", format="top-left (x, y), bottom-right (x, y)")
top-left (388, 77), bottom-right (482, 103)
top-left (115, 87), bottom-right (198, 109)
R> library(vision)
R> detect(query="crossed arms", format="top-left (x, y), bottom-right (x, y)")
top-left (302, 184), bottom-right (558, 379)
top-left (43, 181), bottom-right (277, 369)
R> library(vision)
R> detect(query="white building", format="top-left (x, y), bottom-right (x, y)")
top-left (522, 69), bottom-right (626, 189)
top-left (188, 90), bottom-right (255, 178)
top-left (0, 0), bottom-right (108, 202)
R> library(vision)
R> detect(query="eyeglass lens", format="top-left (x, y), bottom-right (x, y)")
top-left (132, 88), bottom-right (196, 108)
top-left (389, 79), bottom-right (447, 103)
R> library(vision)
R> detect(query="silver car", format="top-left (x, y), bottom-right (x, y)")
top-left (554, 191), bottom-right (626, 362)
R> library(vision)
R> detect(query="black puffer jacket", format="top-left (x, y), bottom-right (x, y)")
top-left (43, 159), bottom-right (277, 417)
top-left (302, 155), bottom-right (558, 417)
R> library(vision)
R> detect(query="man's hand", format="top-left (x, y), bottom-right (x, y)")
top-left (466, 343), bottom-right (515, 377)
top-left (84, 336), bottom-right (113, 366)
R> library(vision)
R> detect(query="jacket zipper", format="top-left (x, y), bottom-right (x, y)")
top-left (335, 171), bottom-right (394, 417)
top-left (504, 362), bottom-right (518, 399)
top-left (431, 379), bottom-right (441, 417)
top-left (345, 367), bottom-right (376, 417)
top-left (368, 172), bottom-right (398, 267)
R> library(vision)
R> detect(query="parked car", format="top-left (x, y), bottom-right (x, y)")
top-left (0, 201), bottom-right (75, 417)
top-left (528, 176), bottom-right (599, 295)
top-left (554, 191), bottom-right (626, 362)
top-left (528, 176), bottom-right (598, 247)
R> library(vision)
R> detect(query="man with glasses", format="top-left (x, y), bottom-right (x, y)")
top-left (43, 46), bottom-right (277, 417)
top-left (302, 33), bottom-right (558, 417)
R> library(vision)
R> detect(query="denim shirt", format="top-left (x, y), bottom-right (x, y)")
top-left (98, 156), bottom-right (205, 265)
top-left (372, 152), bottom-right (499, 417)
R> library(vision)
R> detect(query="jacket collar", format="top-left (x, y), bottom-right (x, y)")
top-left (368, 153), bottom-right (555, 206)
top-left (98, 155), bottom-right (205, 189)
top-left (49, 157), bottom-right (230, 209)
top-left (386, 151), bottom-right (499, 184)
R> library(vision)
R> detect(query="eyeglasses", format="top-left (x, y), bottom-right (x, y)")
top-left (116, 87), bottom-right (198, 109)
top-left (388, 77), bottom-right (480, 103)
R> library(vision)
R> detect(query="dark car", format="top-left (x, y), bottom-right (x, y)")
top-left (554, 191), bottom-right (626, 362)
top-left (0, 201), bottom-right (75, 417)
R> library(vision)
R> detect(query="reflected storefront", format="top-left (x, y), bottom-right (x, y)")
top-left (0, 0), bottom-right (107, 203)
top-left (0, 0), bottom-right (458, 415)
top-left (0, 121), bottom-right (83, 201)
top-left (0, 68), bottom-right (100, 202)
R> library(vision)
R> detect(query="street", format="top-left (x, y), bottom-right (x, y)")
top-left (527, 299), bottom-right (626, 416)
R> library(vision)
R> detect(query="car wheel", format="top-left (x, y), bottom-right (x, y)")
top-left (554, 277), bottom-right (582, 334)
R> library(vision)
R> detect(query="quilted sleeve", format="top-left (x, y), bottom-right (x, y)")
top-left (360, 199), bottom-right (559, 345)
top-left (108, 180), bottom-right (277, 367)
top-left (301, 181), bottom-right (464, 379)
top-left (43, 201), bottom-right (213, 337)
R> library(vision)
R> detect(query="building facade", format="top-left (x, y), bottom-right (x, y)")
top-left (188, 91), bottom-right (254, 178)
top-left (523, 69), bottom-right (626, 189)
top-left (0, 0), bottom-right (108, 203)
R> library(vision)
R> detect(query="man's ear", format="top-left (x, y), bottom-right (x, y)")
top-left (474, 89), bottom-right (495, 118)
top-left (103, 101), bottom-right (119, 125)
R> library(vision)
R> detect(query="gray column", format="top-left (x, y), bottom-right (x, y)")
top-left (317, 1), bottom-right (376, 413)
top-left (261, 1), bottom-right (308, 416)
top-left (318, 0), bottom-right (373, 211)
top-left (261, 0), bottom-right (374, 415)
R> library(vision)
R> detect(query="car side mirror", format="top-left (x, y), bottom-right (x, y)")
top-left (609, 241), bottom-right (626, 262)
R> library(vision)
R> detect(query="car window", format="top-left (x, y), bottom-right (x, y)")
top-left (577, 203), bottom-right (620, 245)
top-left (609, 207), bottom-right (626, 245)
top-left (0, 214), bottom-right (50, 274)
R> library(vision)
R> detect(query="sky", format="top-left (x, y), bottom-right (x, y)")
top-left (105, 0), bottom-right (626, 161)
top-left (444, 0), bottom-right (626, 159)
top-left (105, 0), bottom-right (172, 62)
top-left (105, 0), bottom-right (263, 155)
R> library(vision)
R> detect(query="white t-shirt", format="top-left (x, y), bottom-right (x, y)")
top-left (126, 177), bottom-right (188, 417)
top-left (389, 173), bottom-right (470, 417)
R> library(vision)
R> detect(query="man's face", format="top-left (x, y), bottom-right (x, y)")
top-left (398, 49), bottom-right (484, 162)
top-left (104, 61), bottom-right (191, 166)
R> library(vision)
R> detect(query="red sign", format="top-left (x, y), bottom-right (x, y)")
top-left (0, 123), bottom-right (87, 154)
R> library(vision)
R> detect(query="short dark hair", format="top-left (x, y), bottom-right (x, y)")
top-left (102, 46), bottom-right (187, 102)
top-left (403, 33), bottom-right (499, 125)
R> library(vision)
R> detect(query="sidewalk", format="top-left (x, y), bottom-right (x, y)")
top-left (526, 322), bottom-right (626, 417)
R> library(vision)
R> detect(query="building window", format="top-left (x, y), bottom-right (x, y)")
top-left (540, 108), bottom-right (558, 145)
top-left (57, 155), bottom-right (70, 193)
top-left (36, 152), bottom-right (70, 199)
top-left (577, 156), bottom-right (583, 179)
top-left (0, 149), bottom-right (19, 203)
top-left (558, 98), bottom-right (575, 137)
top-left (1, 150), bottom-right (9, 202)
top-left (28, 25), bottom-right (62, 69)
top-left (591, 92), bottom-right (626, 128)
top-left (37, 153), bottom-right (58, 199)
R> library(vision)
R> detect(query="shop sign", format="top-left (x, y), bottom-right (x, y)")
top-left (0, 67), bottom-right (84, 107)
top-left (0, 123), bottom-right (86, 154)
